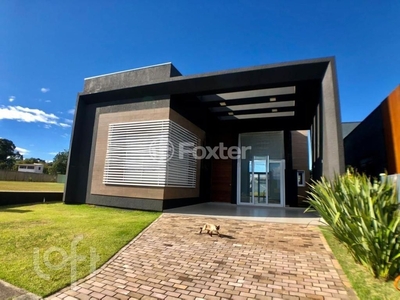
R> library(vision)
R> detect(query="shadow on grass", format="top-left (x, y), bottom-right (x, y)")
top-left (0, 208), bottom-right (33, 213)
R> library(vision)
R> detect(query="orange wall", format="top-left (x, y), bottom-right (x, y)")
top-left (383, 85), bottom-right (400, 174)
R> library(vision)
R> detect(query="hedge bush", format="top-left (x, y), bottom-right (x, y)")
top-left (306, 169), bottom-right (400, 280)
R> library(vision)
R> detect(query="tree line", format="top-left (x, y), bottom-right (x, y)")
top-left (0, 138), bottom-right (69, 175)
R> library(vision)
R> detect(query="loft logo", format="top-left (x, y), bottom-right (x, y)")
top-left (33, 235), bottom-right (100, 288)
top-left (179, 142), bottom-right (251, 160)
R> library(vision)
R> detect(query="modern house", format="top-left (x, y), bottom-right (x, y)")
top-left (17, 163), bottom-right (44, 174)
top-left (64, 57), bottom-right (344, 211)
top-left (344, 85), bottom-right (400, 177)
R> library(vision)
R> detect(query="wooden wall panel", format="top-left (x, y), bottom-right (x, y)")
top-left (383, 86), bottom-right (400, 174)
top-left (210, 132), bottom-right (234, 203)
top-left (210, 159), bottom-right (232, 203)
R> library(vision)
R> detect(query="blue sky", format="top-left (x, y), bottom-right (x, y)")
top-left (1, 1), bottom-right (399, 161)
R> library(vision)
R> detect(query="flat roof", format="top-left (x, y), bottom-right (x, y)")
top-left (84, 62), bottom-right (172, 80)
top-left (79, 57), bottom-right (336, 129)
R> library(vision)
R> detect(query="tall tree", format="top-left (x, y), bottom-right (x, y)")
top-left (0, 138), bottom-right (23, 170)
top-left (21, 157), bottom-right (46, 164)
top-left (50, 150), bottom-right (69, 175)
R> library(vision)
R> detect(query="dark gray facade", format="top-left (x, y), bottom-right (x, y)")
top-left (64, 58), bottom-right (344, 211)
top-left (342, 122), bottom-right (360, 139)
top-left (344, 85), bottom-right (400, 177)
top-left (344, 106), bottom-right (387, 176)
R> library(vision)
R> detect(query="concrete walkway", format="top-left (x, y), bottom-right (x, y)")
top-left (48, 214), bottom-right (356, 300)
top-left (165, 203), bottom-right (322, 225)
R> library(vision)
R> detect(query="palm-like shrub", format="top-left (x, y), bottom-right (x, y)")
top-left (306, 169), bottom-right (400, 280)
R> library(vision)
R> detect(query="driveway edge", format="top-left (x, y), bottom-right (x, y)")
top-left (46, 214), bottom-right (163, 298)
top-left (317, 228), bottom-right (359, 300)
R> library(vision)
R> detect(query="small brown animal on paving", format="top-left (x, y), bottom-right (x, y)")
top-left (199, 223), bottom-right (221, 237)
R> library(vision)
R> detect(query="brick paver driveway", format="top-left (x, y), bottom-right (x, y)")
top-left (49, 214), bottom-right (357, 300)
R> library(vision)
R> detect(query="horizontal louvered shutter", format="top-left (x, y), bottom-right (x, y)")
top-left (103, 119), bottom-right (197, 188)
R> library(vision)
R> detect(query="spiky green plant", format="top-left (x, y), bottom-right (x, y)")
top-left (306, 169), bottom-right (400, 280)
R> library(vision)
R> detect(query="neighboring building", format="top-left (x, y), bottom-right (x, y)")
top-left (17, 163), bottom-right (44, 174)
top-left (64, 57), bottom-right (344, 211)
top-left (344, 85), bottom-right (400, 177)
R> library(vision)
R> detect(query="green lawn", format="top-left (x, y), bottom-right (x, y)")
top-left (0, 203), bottom-right (160, 297)
top-left (321, 227), bottom-right (400, 300)
top-left (0, 181), bottom-right (64, 191)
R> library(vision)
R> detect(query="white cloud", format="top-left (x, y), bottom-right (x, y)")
top-left (64, 118), bottom-right (73, 124)
top-left (0, 105), bottom-right (70, 128)
top-left (41, 88), bottom-right (50, 93)
top-left (68, 108), bottom-right (75, 115)
top-left (61, 133), bottom-right (69, 138)
top-left (44, 124), bottom-right (52, 129)
top-left (0, 105), bottom-right (58, 124)
top-left (45, 100), bottom-right (51, 103)
top-left (15, 146), bottom-right (29, 155)
top-left (48, 152), bottom-right (58, 156)
top-left (9, 96), bottom-right (15, 102)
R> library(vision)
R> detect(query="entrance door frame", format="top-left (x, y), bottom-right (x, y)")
top-left (237, 132), bottom-right (286, 207)
top-left (266, 159), bottom-right (286, 207)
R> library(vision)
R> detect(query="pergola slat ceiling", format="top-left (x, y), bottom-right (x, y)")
top-left (219, 111), bottom-right (295, 121)
top-left (209, 100), bottom-right (295, 113)
top-left (199, 86), bottom-right (297, 120)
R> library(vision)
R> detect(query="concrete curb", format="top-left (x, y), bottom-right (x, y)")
top-left (0, 279), bottom-right (41, 300)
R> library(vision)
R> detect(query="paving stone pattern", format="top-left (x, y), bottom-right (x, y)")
top-left (48, 214), bottom-right (357, 300)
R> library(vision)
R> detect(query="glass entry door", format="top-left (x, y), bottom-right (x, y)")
top-left (252, 156), bottom-right (268, 204)
top-left (239, 156), bottom-right (285, 206)
top-left (267, 160), bottom-right (284, 205)
top-left (238, 132), bottom-right (285, 206)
